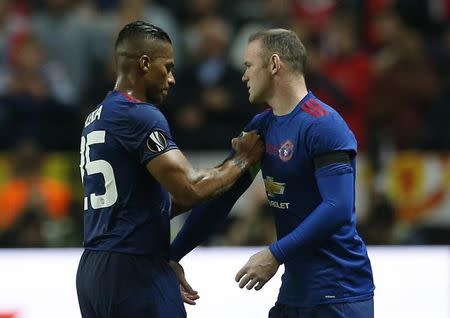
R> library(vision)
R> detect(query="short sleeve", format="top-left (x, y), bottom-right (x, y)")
top-left (115, 104), bottom-right (178, 165)
top-left (305, 114), bottom-right (357, 158)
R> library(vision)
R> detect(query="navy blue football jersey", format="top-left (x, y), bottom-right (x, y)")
top-left (246, 92), bottom-right (374, 306)
top-left (79, 91), bottom-right (178, 257)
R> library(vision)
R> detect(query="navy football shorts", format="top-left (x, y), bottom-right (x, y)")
top-left (76, 249), bottom-right (186, 318)
top-left (269, 298), bottom-right (374, 318)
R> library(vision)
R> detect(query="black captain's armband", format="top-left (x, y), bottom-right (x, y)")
top-left (313, 151), bottom-right (351, 170)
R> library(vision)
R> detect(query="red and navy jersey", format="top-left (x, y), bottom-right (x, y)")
top-left (80, 91), bottom-right (178, 257)
top-left (246, 91), bottom-right (374, 306)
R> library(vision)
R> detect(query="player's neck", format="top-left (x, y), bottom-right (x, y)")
top-left (268, 77), bottom-right (308, 116)
top-left (114, 75), bottom-right (147, 102)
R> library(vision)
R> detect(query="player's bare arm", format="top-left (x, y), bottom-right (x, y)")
top-left (147, 130), bottom-right (264, 215)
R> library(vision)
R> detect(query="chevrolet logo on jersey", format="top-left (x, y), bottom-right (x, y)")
top-left (264, 176), bottom-right (286, 197)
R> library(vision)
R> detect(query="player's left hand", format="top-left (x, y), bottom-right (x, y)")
top-left (235, 248), bottom-right (280, 291)
top-left (169, 260), bottom-right (200, 305)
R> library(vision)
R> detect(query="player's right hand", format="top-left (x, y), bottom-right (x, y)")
top-left (169, 260), bottom-right (200, 305)
top-left (231, 130), bottom-right (264, 166)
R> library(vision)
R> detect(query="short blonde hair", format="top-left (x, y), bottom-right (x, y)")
top-left (249, 29), bottom-right (307, 74)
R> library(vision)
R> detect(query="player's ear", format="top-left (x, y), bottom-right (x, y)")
top-left (139, 55), bottom-right (151, 73)
top-left (270, 54), bottom-right (281, 75)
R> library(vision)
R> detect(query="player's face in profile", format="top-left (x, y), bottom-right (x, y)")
top-left (242, 40), bottom-right (271, 104)
top-left (144, 41), bottom-right (175, 104)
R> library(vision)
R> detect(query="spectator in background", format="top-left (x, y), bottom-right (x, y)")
top-left (320, 11), bottom-right (373, 151)
top-left (0, 0), bottom-right (29, 91)
top-left (292, 0), bottom-right (338, 36)
top-left (6, 34), bottom-right (76, 105)
top-left (394, 0), bottom-right (450, 38)
top-left (88, 0), bottom-right (182, 109)
top-left (31, 0), bottom-right (100, 104)
top-left (361, 0), bottom-right (393, 50)
top-left (229, 0), bottom-right (293, 71)
top-left (0, 34), bottom-right (79, 150)
top-left (0, 0), bottom-right (28, 146)
top-left (0, 204), bottom-right (48, 247)
top-left (178, 0), bottom-right (222, 60)
top-left (424, 23), bottom-right (450, 150)
top-left (230, 0), bottom-right (266, 25)
top-left (305, 39), bottom-right (353, 121)
top-left (363, 10), bottom-right (440, 242)
top-left (96, 0), bottom-right (182, 69)
top-left (369, 9), bottom-right (438, 154)
top-left (0, 140), bottom-right (72, 247)
top-left (169, 17), bottom-right (254, 149)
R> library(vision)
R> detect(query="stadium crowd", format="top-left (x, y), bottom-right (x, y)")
top-left (0, 0), bottom-right (449, 247)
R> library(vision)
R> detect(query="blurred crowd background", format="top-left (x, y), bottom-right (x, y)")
top-left (0, 0), bottom-right (449, 248)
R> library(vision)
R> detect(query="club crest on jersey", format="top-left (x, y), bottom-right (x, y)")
top-left (279, 140), bottom-right (294, 162)
top-left (146, 130), bottom-right (168, 152)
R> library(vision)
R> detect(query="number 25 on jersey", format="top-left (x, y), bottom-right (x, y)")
top-left (80, 130), bottom-right (118, 211)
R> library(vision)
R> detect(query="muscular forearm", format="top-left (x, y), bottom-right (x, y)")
top-left (177, 156), bottom-right (251, 210)
top-left (196, 156), bottom-right (248, 192)
top-left (148, 131), bottom-right (263, 213)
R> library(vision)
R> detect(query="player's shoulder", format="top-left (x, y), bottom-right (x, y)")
top-left (301, 94), bottom-right (357, 152)
top-left (299, 94), bottom-right (334, 120)
top-left (253, 108), bottom-right (272, 123)
top-left (104, 91), bottom-right (167, 123)
top-left (300, 94), bottom-right (348, 130)
top-left (246, 108), bottom-right (272, 130)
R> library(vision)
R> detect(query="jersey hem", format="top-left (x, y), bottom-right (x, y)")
top-left (84, 247), bottom-right (168, 259)
top-left (276, 292), bottom-right (374, 308)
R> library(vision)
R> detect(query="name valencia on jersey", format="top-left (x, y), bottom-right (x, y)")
top-left (84, 105), bottom-right (103, 127)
